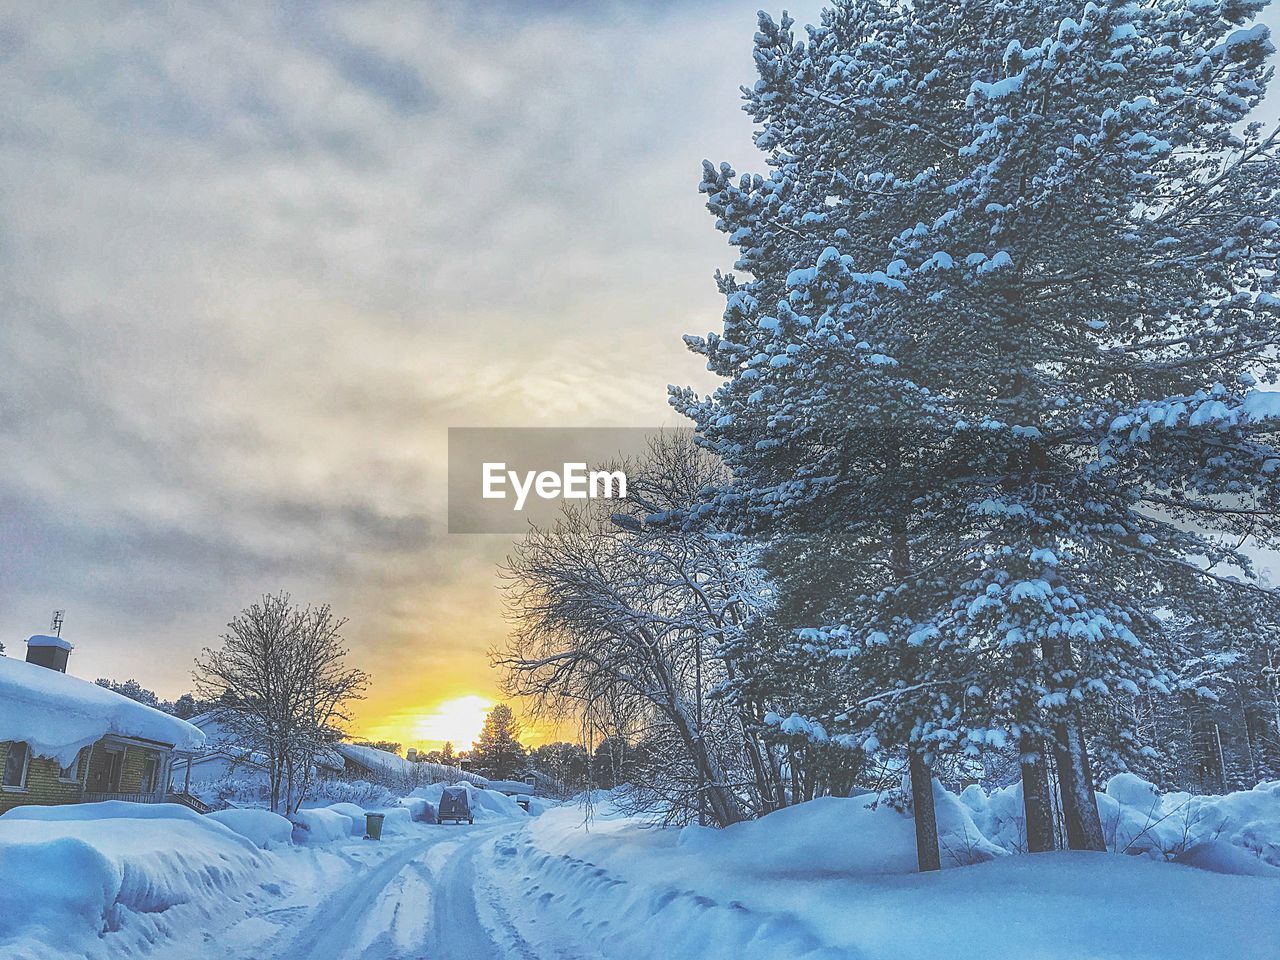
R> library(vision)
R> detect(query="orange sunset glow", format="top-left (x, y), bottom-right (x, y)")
top-left (413, 694), bottom-right (493, 750)
top-left (356, 694), bottom-right (491, 752)
top-left (355, 690), bottom-right (560, 754)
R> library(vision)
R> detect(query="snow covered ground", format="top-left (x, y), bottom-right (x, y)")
top-left (0, 777), bottom-right (1276, 960)
top-left (498, 781), bottom-right (1280, 960)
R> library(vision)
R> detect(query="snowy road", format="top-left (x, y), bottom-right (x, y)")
top-left (218, 823), bottom-right (565, 960)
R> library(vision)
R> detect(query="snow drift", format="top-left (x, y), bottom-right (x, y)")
top-left (493, 781), bottom-right (1280, 960)
top-left (206, 808), bottom-right (294, 849)
top-left (962, 773), bottom-right (1280, 865)
top-left (0, 802), bottom-right (264, 951)
top-left (676, 781), bottom-right (1006, 874)
top-left (289, 807), bottom-right (354, 843)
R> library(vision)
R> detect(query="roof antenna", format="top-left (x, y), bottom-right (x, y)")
top-left (51, 610), bottom-right (65, 638)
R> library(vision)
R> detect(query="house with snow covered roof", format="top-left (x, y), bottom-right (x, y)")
top-left (0, 634), bottom-right (205, 815)
top-left (168, 711), bottom-right (345, 790)
top-left (335, 742), bottom-right (489, 787)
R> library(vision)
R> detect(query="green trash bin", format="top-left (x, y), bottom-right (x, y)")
top-left (364, 813), bottom-right (385, 840)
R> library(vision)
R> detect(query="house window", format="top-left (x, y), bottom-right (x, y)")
top-left (3, 742), bottom-right (31, 790)
top-left (59, 749), bottom-right (83, 783)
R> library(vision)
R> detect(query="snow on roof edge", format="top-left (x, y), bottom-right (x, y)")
top-left (0, 655), bottom-right (204, 767)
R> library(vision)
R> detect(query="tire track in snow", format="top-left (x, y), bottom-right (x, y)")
top-left (268, 824), bottom-right (530, 960)
top-left (270, 839), bottom-right (438, 960)
top-left (429, 826), bottom-right (539, 960)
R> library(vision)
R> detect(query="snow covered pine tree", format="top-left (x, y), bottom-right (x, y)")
top-left (673, 1), bottom-right (1280, 868)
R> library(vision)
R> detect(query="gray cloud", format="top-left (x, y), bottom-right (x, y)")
top-left (1, 0), bottom-right (827, 711)
top-left (6, 0), bottom-right (1271, 723)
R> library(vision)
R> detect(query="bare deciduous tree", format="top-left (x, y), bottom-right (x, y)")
top-left (497, 434), bottom-right (773, 826)
top-left (194, 593), bottom-right (369, 813)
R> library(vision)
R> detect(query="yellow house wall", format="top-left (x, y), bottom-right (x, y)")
top-left (0, 741), bottom-right (165, 814)
top-left (0, 741), bottom-right (87, 814)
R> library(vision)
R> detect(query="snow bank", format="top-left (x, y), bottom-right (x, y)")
top-left (290, 807), bottom-right (353, 843)
top-left (0, 656), bottom-right (203, 767)
top-left (372, 806), bottom-right (414, 836)
top-left (283, 800), bottom-right (429, 841)
top-left (495, 789), bottom-right (1280, 960)
top-left (207, 808), bottom-right (293, 849)
top-left (961, 774), bottom-right (1280, 864)
top-left (326, 802), bottom-right (370, 835)
top-left (321, 802), bottom-right (416, 837)
top-left (470, 785), bottom-right (529, 820)
top-left (399, 796), bottom-right (437, 823)
top-left (409, 781), bottom-right (528, 821)
top-left (0, 835), bottom-right (118, 937)
top-left (1174, 839), bottom-right (1280, 877)
top-left (0, 802), bottom-right (263, 951)
top-left (526, 796), bottom-right (558, 817)
top-left (676, 787), bottom-right (1004, 876)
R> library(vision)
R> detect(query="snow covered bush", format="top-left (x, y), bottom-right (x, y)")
top-left (306, 777), bottom-right (402, 810)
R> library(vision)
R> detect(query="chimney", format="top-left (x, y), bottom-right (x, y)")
top-left (26, 634), bottom-right (73, 673)
top-left (407, 748), bottom-right (418, 762)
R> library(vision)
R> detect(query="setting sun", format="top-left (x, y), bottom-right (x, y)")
top-left (411, 694), bottom-right (493, 750)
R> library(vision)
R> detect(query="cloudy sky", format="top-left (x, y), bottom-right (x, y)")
top-left (3, 2), bottom-right (1278, 747)
top-left (0, 0), bottom-right (831, 746)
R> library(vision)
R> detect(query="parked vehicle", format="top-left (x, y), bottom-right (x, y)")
top-left (438, 785), bottom-right (473, 824)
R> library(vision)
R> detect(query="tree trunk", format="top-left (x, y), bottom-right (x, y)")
top-left (1052, 716), bottom-right (1106, 851)
top-left (1040, 634), bottom-right (1105, 852)
top-left (694, 730), bottom-right (743, 827)
top-left (767, 743), bottom-right (787, 806)
top-left (789, 744), bottom-right (801, 806)
top-left (888, 513), bottom-right (941, 873)
top-left (742, 724), bottom-right (779, 813)
top-left (671, 698), bottom-right (743, 826)
top-left (1020, 743), bottom-right (1055, 853)
top-left (270, 758), bottom-right (282, 814)
top-left (909, 749), bottom-right (942, 872)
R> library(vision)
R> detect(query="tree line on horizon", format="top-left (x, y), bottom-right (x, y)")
top-left (357, 706), bottom-right (654, 795)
